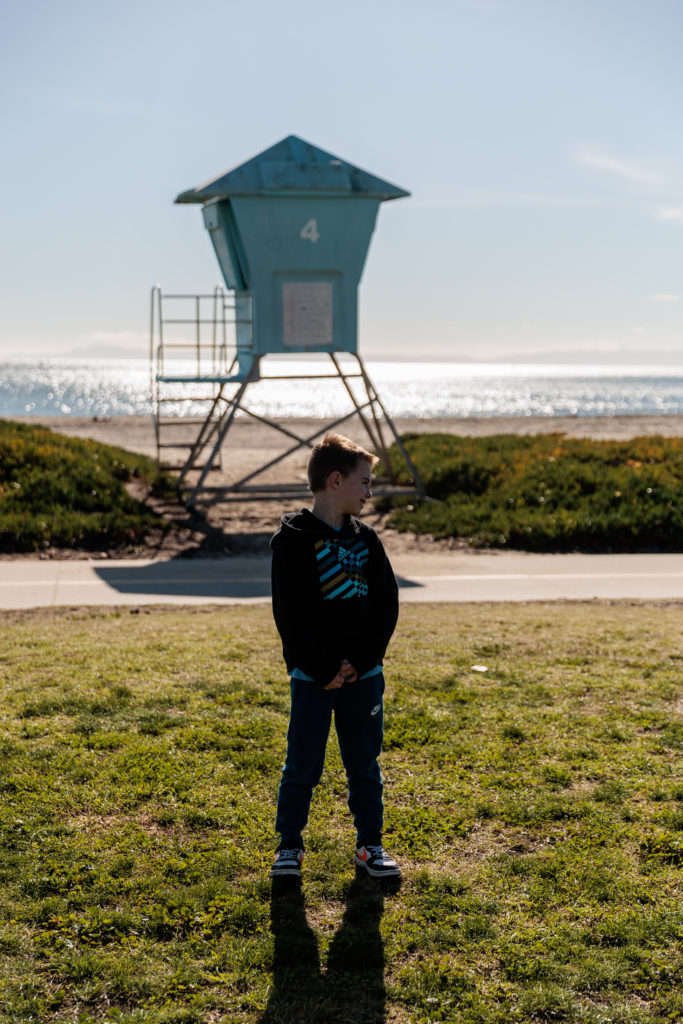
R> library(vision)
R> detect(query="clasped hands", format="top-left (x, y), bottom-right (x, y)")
top-left (324, 659), bottom-right (358, 690)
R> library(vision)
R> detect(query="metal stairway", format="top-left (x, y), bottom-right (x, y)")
top-left (150, 285), bottom-right (251, 472)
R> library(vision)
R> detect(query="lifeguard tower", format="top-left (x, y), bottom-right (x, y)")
top-left (150, 134), bottom-right (423, 505)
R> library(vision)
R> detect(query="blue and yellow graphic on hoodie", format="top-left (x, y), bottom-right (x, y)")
top-left (314, 537), bottom-right (369, 599)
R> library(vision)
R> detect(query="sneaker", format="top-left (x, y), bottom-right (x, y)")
top-left (270, 847), bottom-right (304, 878)
top-left (354, 844), bottom-right (401, 878)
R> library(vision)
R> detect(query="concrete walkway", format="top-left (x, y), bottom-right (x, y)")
top-left (1, 552), bottom-right (682, 609)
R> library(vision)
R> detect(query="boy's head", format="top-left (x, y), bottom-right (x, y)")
top-left (307, 434), bottom-right (378, 493)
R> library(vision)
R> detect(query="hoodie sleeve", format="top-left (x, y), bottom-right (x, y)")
top-left (344, 530), bottom-right (399, 679)
top-left (270, 529), bottom-right (341, 687)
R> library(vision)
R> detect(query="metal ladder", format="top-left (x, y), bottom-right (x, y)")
top-left (149, 285), bottom-right (251, 470)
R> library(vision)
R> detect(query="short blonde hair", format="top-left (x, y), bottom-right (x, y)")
top-left (307, 434), bottom-right (378, 493)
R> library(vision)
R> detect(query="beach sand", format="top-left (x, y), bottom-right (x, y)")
top-left (12, 413), bottom-right (683, 559)
top-left (19, 411), bottom-right (683, 459)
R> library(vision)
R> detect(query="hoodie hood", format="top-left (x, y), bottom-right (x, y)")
top-left (270, 508), bottom-right (363, 549)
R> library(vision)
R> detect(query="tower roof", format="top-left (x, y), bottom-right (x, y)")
top-left (175, 135), bottom-right (410, 203)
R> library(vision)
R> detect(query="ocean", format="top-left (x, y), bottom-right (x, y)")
top-left (2, 357), bottom-right (683, 420)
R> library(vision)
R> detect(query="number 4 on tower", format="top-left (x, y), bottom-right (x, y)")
top-left (300, 218), bottom-right (320, 243)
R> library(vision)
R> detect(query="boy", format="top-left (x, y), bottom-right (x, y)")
top-left (269, 433), bottom-right (400, 879)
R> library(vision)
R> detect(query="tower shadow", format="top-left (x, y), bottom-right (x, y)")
top-left (259, 870), bottom-right (397, 1024)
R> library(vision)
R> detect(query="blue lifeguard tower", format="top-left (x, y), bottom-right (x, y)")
top-left (150, 134), bottom-right (423, 504)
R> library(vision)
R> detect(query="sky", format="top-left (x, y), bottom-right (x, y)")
top-left (2, 0), bottom-right (683, 363)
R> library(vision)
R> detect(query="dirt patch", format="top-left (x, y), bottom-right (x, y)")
top-left (0, 480), bottom-right (459, 563)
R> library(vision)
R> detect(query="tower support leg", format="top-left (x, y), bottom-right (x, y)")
top-left (170, 355), bottom-right (425, 505)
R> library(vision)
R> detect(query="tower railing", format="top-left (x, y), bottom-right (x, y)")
top-left (149, 285), bottom-right (252, 469)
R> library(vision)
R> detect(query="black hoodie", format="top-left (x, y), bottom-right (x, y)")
top-left (270, 509), bottom-right (399, 687)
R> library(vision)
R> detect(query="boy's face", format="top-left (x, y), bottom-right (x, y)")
top-left (332, 458), bottom-right (374, 516)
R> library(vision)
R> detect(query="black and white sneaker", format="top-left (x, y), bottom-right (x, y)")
top-left (354, 844), bottom-right (401, 878)
top-left (270, 847), bottom-right (304, 878)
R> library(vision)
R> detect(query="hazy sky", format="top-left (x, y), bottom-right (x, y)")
top-left (2, 0), bottom-right (682, 362)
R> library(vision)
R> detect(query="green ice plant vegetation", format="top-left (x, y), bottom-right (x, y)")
top-left (383, 433), bottom-right (683, 551)
top-left (4, 421), bottom-right (683, 555)
top-left (1, 602), bottom-right (682, 1022)
top-left (0, 420), bottom-right (176, 552)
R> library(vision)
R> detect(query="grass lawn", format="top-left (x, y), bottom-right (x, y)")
top-left (1, 602), bottom-right (682, 1023)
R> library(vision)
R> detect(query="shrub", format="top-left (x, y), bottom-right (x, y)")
top-left (0, 419), bottom-right (175, 552)
top-left (384, 433), bottom-right (683, 552)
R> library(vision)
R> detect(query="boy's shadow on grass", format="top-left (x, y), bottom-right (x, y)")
top-left (259, 870), bottom-right (398, 1024)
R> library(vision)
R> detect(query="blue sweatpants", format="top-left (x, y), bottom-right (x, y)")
top-left (275, 673), bottom-right (385, 849)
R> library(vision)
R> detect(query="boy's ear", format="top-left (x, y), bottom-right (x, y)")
top-left (329, 470), bottom-right (342, 489)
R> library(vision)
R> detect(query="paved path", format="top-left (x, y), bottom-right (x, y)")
top-left (1, 552), bottom-right (682, 609)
